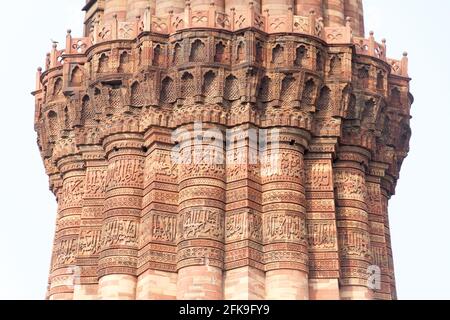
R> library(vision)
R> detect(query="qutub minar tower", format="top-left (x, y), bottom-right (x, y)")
top-left (33, 0), bottom-right (412, 300)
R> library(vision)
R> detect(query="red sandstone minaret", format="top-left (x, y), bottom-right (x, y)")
top-left (34, 0), bottom-right (412, 300)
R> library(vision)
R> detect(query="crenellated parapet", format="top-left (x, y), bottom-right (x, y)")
top-left (33, 0), bottom-right (413, 300)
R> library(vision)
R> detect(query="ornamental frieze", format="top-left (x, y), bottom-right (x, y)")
top-left (35, 0), bottom-right (412, 301)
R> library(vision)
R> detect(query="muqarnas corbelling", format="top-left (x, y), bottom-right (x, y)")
top-left (33, 0), bottom-right (412, 300)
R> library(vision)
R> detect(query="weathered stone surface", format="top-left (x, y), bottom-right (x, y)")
top-left (34, 0), bottom-right (412, 300)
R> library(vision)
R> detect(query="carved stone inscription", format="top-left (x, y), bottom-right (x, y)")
top-left (101, 219), bottom-right (139, 247)
top-left (178, 208), bottom-right (224, 241)
top-left (338, 229), bottom-right (371, 259)
top-left (152, 213), bottom-right (177, 242)
top-left (85, 168), bottom-right (107, 197)
top-left (226, 210), bottom-right (263, 242)
top-left (334, 170), bottom-right (367, 202)
top-left (60, 177), bottom-right (84, 208)
top-left (107, 159), bottom-right (144, 189)
top-left (261, 151), bottom-right (304, 181)
top-left (308, 221), bottom-right (337, 250)
top-left (78, 229), bottom-right (102, 256)
top-left (145, 151), bottom-right (177, 181)
top-left (263, 212), bottom-right (307, 243)
top-left (55, 237), bottom-right (78, 266)
top-left (306, 160), bottom-right (332, 191)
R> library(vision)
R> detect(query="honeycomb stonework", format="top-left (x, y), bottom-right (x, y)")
top-left (33, 0), bottom-right (412, 300)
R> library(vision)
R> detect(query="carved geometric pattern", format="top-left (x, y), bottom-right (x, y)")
top-left (317, 86), bottom-right (332, 112)
top-left (347, 94), bottom-right (357, 119)
top-left (153, 45), bottom-right (163, 66)
top-left (361, 99), bottom-right (375, 122)
top-left (316, 51), bottom-right (324, 72)
top-left (34, 1), bottom-right (412, 301)
top-left (53, 78), bottom-right (63, 96)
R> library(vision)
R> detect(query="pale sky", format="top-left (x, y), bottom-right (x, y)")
top-left (0, 0), bottom-right (448, 300)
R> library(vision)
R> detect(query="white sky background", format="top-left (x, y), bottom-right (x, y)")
top-left (0, 0), bottom-right (448, 300)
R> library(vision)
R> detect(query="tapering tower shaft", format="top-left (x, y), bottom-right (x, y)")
top-left (35, 0), bottom-right (411, 301)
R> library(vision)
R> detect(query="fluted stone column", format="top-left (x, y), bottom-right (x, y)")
top-left (224, 124), bottom-right (265, 300)
top-left (98, 133), bottom-right (144, 299)
top-left (176, 124), bottom-right (226, 300)
top-left (334, 146), bottom-right (372, 300)
top-left (49, 155), bottom-right (85, 300)
top-left (305, 138), bottom-right (340, 300)
top-left (137, 127), bottom-right (178, 300)
top-left (262, 128), bottom-right (309, 300)
top-left (73, 146), bottom-right (107, 300)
